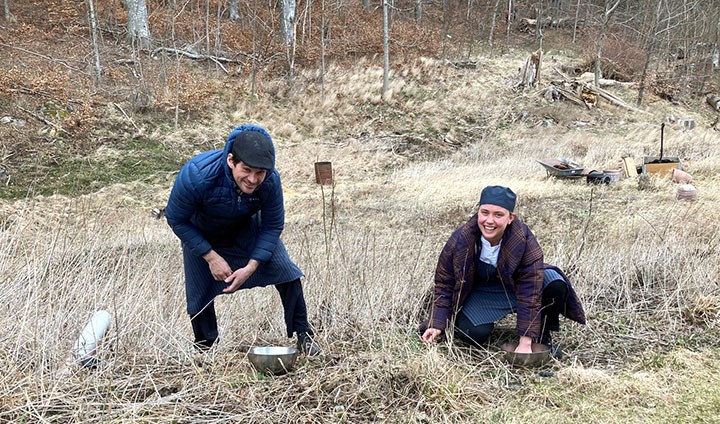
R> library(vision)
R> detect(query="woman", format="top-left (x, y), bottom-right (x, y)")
top-left (420, 185), bottom-right (585, 354)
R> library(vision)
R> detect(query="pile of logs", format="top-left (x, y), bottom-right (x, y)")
top-left (544, 80), bottom-right (647, 114)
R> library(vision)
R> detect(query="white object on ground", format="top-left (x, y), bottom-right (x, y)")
top-left (72, 310), bottom-right (112, 367)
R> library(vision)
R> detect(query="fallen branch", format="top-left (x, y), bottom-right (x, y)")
top-left (151, 47), bottom-right (242, 68)
top-left (591, 85), bottom-right (649, 114)
top-left (16, 105), bottom-right (66, 135)
top-left (112, 103), bottom-right (140, 131)
top-left (0, 43), bottom-right (86, 74)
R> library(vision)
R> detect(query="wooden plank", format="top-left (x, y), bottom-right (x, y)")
top-left (622, 157), bottom-right (638, 178)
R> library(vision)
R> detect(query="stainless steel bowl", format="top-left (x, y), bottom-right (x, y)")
top-left (501, 342), bottom-right (551, 367)
top-left (247, 346), bottom-right (299, 375)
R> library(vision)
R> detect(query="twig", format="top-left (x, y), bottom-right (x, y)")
top-left (0, 42), bottom-right (86, 74)
top-left (112, 102), bottom-right (140, 131)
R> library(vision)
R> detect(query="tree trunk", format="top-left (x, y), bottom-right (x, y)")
top-left (126, 0), bottom-right (152, 49)
top-left (636, 0), bottom-right (663, 107)
top-left (572, 0), bottom-right (580, 43)
top-left (87, 0), bottom-right (102, 84)
top-left (250, 0), bottom-right (258, 97)
top-left (280, 0), bottom-right (297, 45)
top-left (280, 0), bottom-right (297, 83)
top-left (506, 0), bottom-right (512, 42)
top-left (229, 0), bottom-right (240, 20)
top-left (535, 1), bottom-right (543, 42)
top-left (382, 0), bottom-right (389, 99)
top-left (415, 0), bottom-right (422, 22)
top-left (594, 0), bottom-right (621, 88)
top-left (321, 0), bottom-right (326, 98)
top-left (488, 0), bottom-right (500, 46)
top-left (364, 0), bottom-right (371, 11)
top-left (3, 0), bottom-right (9, 21)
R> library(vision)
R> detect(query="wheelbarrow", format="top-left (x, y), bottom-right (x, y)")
top-left (536, 158), bottom-right (586, 179)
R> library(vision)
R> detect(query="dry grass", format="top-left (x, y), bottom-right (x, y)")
top-left (2, 46), bottom-right (720, 422)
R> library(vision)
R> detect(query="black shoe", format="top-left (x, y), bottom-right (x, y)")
top-left (540, 334), bottom-right (564, 359)
top-left (547, 341), bottom-right (565, 359)
top-left (297, 332), bottom-right (321, 357)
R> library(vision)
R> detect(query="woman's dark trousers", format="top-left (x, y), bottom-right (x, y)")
top-left (454, 280), bottom-right (569, 346)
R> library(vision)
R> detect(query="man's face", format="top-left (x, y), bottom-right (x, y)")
top-left (227, 155), bottom-right (267, 194)
top-left (477, 204), bottom-right (515, 245)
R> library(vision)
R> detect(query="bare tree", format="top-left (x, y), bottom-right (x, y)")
top-left (572, 0), bottom-right (580, 43)
top-left (87, 0), bottom-right (102, 83)
top-left (320, 0), bottom-right (326, 97)
top-left (280, 0), bottom-right (297, 45)
top-left (415, 0), bottom-right (422, 21)
top-left (364, 0), bottom-right (371, 11)
top-left (594, 0), bottom-right (622, 88)
top-left (506, 0), bottom-right (514, 42)
top-left (636, 0), bottom-right (686, 106)
top-left (280, 0), bottom-right (297, 80)
top-left (229, 0), bottom-right (240, 20)
top-left (3, 0), bottom-right (9, 21)
top-left (382, 0), bottom-right (389, 98)
top-left (126, 0), bottom-right (152, 49)
top-left (488, 0), bottom-right (501, 46)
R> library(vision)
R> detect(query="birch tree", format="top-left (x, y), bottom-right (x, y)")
top-left (488, 0), bottom-right (501, 46)
top-left (229, 0), bottom-right (240, 20)
top-left (280, 0), bottom-right (297, 81)
top-left (594, 0), bottom-right (622, 88)
top-left (280, 0), bottom-right (297, 45)
top-left (87, 0), bottom-right (102, 83)
top-left (126, 0), bottom-right (152, 49)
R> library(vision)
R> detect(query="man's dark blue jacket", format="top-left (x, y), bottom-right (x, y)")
top-left (165, 124), bottom-right (284, 263)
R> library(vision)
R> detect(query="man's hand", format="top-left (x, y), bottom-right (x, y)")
top-left (203, 250), bottom-right (232, 281)
top-left (223, 259), bottom-right (259, 293)
top-left (514, 336), bottom-right (533, 353)
top-left (421, 328), bottom-right (442, 343)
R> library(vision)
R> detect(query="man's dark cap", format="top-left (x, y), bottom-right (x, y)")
top-left (231, 130), bottom-right (275, 170)
top-left (479, 185), bottom-right (517, 212)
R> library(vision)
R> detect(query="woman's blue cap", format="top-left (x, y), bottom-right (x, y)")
top-left (479, 185), bottom-right (516, 212)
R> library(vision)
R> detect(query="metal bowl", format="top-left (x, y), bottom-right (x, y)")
top-left (247, 346), bottom-right (299, 375)
top-left (501, 342), bottom-right (551, 368)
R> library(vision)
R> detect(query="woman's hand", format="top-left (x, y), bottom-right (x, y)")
top-left (421, 328), bottom-right (442, 343)
top-left (223, 259), bottom-right (260, 293)
top-left (514, 336), bottom-right (533, 353)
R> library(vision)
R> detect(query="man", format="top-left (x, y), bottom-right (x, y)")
top-left (165, 124), bottom-right (319, 356)
top-left (420, 185), bottom-right (585, 355)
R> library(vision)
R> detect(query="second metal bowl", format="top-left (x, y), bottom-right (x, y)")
top-left (501, 342), bottom-right (552, 367)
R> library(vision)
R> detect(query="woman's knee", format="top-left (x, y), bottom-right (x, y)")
top-left (454, 314), bottom-right (494, 345)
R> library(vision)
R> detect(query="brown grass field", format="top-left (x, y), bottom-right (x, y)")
top-left (2, 2), bottom-right (720, 422)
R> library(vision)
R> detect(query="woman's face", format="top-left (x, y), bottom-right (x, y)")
top-left (477, 204), bottom-right (515, 245)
